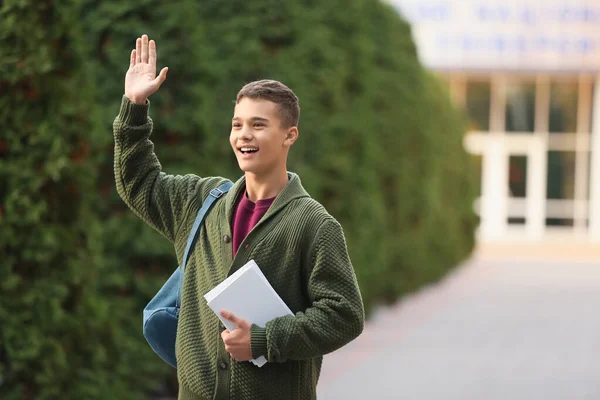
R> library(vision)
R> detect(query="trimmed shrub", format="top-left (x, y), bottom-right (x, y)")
top-left (0, 1), bottom-right (165, 398)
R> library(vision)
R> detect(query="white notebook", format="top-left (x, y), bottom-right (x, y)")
top-left (204, 259), bottom-right (294, 367)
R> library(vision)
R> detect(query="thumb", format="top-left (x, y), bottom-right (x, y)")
top-left (220, 310), bottom-right (241, 327)
top-left (151, 67), bottom-right (168, 88)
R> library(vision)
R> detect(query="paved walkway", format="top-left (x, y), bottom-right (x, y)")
top-left (317, 252), bottom-right (600, 399)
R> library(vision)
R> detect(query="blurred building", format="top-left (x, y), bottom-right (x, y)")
top-left (390, 0), bottom-right (600, 243)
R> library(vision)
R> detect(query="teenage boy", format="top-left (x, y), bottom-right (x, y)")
top-left (114, 34), bottom-right (364, 400)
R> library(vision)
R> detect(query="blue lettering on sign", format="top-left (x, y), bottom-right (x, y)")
top-left (553, 6), bottom-right (600, 23)
top-left (462, 36), bottom-right (475, 50)
top-left (435, 32), bottom-right (596, 56)
top-left (392, 1), bottom-right (600, 25)
top-left (519, 7), bottom-right (536, 25)
top-left (417, 2), bottom-right (450, 21)
top-left (468, 2), bottom-right (600, 24)
top-left (584, 7), bottom-right (600, 23)
top-left (577, 38), bottom-right (593, 54)
top-left (476, 4), bottom-right (511, 22)
top-left (492, 36), bottom-right (507, 52)
top-left (389, 1), bottom-right (600, 69)
top-left (515, 36), bottom-right (527, 52)
top-left (393, 1), bottom-right (451, 22)
top-left (557, 6), bottom-right (576, 22)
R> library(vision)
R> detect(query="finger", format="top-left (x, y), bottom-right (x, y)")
top-left (220, 310), bottom-right (240, 326)
top-left (221, 330), bottom-right (228, 341)
top-left (141, 34), bottom-right (149, 63)
top-left (151, 67), bottom-right (168, 88)
top-left (130, 49), bottom-right (136, 67)
top-left (148, 40), bottom-right (156, 68)
top-left (135, 38), bottom-right (141, 63)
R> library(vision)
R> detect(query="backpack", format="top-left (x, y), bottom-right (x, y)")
top-left (142, 181), bottom-right (233, 368)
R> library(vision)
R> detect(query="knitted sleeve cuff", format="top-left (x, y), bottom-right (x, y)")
top-left (117, 95), bottom-right (150, 126)
top-left (250, 324), bottom-right (268, 360)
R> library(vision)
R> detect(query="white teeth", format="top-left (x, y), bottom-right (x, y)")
top-left (240, 147), bottom-right (258, 152)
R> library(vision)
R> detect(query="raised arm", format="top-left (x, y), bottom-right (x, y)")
top-left (113, 35), bottom-right (205, 242)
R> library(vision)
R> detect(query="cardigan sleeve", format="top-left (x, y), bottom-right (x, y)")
top-left (250, 218), bottom-right (365, 362)
top-left (113, 95), bottom-right (208, 242)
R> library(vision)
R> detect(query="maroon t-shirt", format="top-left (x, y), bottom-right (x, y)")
top-left (231, 192), bottom-right (275, 256)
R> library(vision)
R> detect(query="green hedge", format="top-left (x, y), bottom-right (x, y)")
top-left (0, 1), bottom-right (169, 399)
top-left (1, 0), bottom-right (477, 398)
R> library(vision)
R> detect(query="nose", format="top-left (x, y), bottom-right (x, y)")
top-left (238, 125), bottom-right (253, 140)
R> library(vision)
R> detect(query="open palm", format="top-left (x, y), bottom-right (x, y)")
top-left (125, 34), bottom-right (168, 104)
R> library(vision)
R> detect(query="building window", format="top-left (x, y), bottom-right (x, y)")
top-left (505, 82), bottom-right (536, 133)
top-left (546, 151), bottom-right (576, 227)
top-left (546, 151), bottom-right (576, 200)
top-left (466, 81), bottom-right (491, 131)
top-left (549, 82), bottom-right (578, 133)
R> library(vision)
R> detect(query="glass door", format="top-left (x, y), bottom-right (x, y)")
top-left (504, 135), bottom-right (547, 240)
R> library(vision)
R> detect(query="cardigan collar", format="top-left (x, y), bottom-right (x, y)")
top-left (224, 171), bottom-right (310, 224)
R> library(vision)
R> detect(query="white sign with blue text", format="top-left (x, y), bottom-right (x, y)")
top-left (388, 0), bottom-right (600, 72)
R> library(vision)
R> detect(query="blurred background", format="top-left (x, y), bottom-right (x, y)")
top-left (1, 0), bottom-right (599, 399)
top-left (396, 0), bottom-right (600, 245)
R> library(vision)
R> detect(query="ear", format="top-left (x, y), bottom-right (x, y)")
top-left (283, 126), bottom-right (299, 147)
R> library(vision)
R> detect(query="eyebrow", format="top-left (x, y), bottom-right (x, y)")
top-left (232, 116), bottom-right (269, 122)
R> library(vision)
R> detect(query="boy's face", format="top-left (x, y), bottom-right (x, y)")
top-left (230, 97), bottom-right (297, 176)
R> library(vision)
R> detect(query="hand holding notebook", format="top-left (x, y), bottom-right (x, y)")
top-left (204, 260), bottom-right (294, 367)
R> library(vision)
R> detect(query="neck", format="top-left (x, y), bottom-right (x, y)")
top-left (244, 168), bottom-right (289, 202)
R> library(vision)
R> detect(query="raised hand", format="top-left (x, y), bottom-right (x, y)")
top-left (125, 34), bottom-right (168, 104)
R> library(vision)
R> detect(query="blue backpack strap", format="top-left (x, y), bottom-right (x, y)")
top-left (181, 181), bottom-right (233, 274)
top-left (176, 181), bottom-right (233, 309)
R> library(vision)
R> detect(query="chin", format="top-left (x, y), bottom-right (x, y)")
top-left (237, 162), bottom-right (256, 173)
top-left (238, 163), bottom-right (270, 176)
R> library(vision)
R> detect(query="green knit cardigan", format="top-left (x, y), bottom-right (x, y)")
top-left (113, 96), bottom-right (365, 400)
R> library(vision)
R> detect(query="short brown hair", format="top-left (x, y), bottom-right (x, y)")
top-left (236, 79), bottom-right (300, 128)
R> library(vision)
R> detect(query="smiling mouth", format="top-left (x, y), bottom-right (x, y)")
top-left (239, 147), bottom-right (259, 155)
